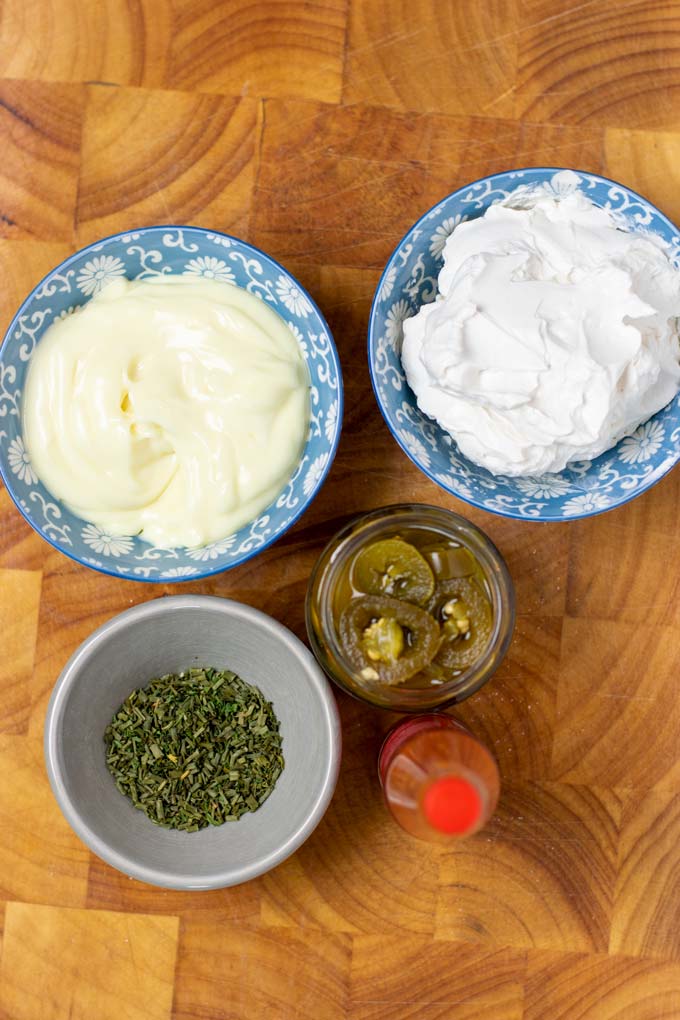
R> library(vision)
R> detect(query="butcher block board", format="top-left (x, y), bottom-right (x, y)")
top-left (1, 1), bottom-right (680, 1017)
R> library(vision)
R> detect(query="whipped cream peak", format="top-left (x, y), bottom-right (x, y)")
top-left (402, 186), bottom-right (680, 476)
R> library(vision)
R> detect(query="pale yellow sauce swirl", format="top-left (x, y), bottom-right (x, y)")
top-left (23, 277), bottom-right (309, 548)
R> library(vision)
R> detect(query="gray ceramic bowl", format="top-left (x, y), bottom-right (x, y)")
top-left (44, 595), bottom-right (341, 890)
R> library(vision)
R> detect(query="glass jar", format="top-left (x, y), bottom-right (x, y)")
top-left (305, 504), bottom-right (515, 711)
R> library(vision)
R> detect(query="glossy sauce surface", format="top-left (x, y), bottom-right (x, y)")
top-left (23, 276), bottom-right (310, 548)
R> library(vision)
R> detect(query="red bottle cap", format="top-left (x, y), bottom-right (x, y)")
top-left (422, 775), bottom-right (483, 835)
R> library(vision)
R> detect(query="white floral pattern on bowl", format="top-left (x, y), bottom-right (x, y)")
top-left (275, 276), bottom-right (313, 317)
top-left (81, 524), bottom-right (135, 558)
top-left (183, 255), bottom-right (236, 284)
top-left (7, 436), bottom-right (37, 484)
top-left (368, 168), bottom-right (680, 521)
top-left (618, 420), bottom-right (666, 464)
top-left (428, 215), bottom-right (464, 258)
top-left (0, 227), bottom-right (343, 579)
top-left (76, 255), bottom-right (126, 296)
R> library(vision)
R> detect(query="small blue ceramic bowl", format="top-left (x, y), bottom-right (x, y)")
top-left (368, 168), bottom-right (680, 521)
top-left (0, 227), bottom-right (342, 580)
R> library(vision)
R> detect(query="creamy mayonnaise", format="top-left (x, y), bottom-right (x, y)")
top-left (402, 179), bottom-right (680, 476)
top-left (23, 277), bottom-right (309, 548)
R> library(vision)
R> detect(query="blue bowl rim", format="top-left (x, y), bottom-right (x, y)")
top-left (367, 166), bottom-right (680, 523)
top-left (0, 223), bottom-right (344, 580)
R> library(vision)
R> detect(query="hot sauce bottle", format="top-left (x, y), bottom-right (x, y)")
top-left (379, 714), bottom-right (500, 841)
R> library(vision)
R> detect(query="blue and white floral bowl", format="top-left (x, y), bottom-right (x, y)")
top-left (369, 168), bottom-right (680, 521)
top-left (0, 227), bottom-right (342, 580)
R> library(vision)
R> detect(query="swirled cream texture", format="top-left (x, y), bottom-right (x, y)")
top-left (23, 277), bottom-right (309, 548)
top-left (402, 184), bottom-right (680, 476)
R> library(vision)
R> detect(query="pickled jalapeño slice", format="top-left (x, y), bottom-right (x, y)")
top-left (350, 539), bottom-right (435, 606)
top-left (339, 594), bottom-right (440, 686)
top-left (427, 578), bottom-right (493, 670)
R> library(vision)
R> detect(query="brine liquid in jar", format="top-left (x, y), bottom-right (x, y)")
top-left (379, 713), bottom-right (500, 841)
top-left (333, 528), bottom-right (494, 691)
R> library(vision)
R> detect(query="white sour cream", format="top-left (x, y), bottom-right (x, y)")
top-left (402, 179), bottom-right (680, 476)
top-left (23, 276), bottom-right (309, 548)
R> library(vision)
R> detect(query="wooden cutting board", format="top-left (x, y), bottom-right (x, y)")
top-left (1, 2), bottom-right (680, 1017)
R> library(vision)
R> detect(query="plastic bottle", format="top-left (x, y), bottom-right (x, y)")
top-left (378, 713), bottom-right (500, 841)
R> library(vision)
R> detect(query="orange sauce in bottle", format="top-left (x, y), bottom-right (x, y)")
top-left (379, 714), bottom-right (500, 841)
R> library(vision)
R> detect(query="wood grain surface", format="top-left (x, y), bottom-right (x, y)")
top-left (1, 2), bottom-right (680, 1018)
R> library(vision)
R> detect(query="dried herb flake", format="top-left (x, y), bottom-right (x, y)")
top-left (104, 667), bottom-right (284, 832)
